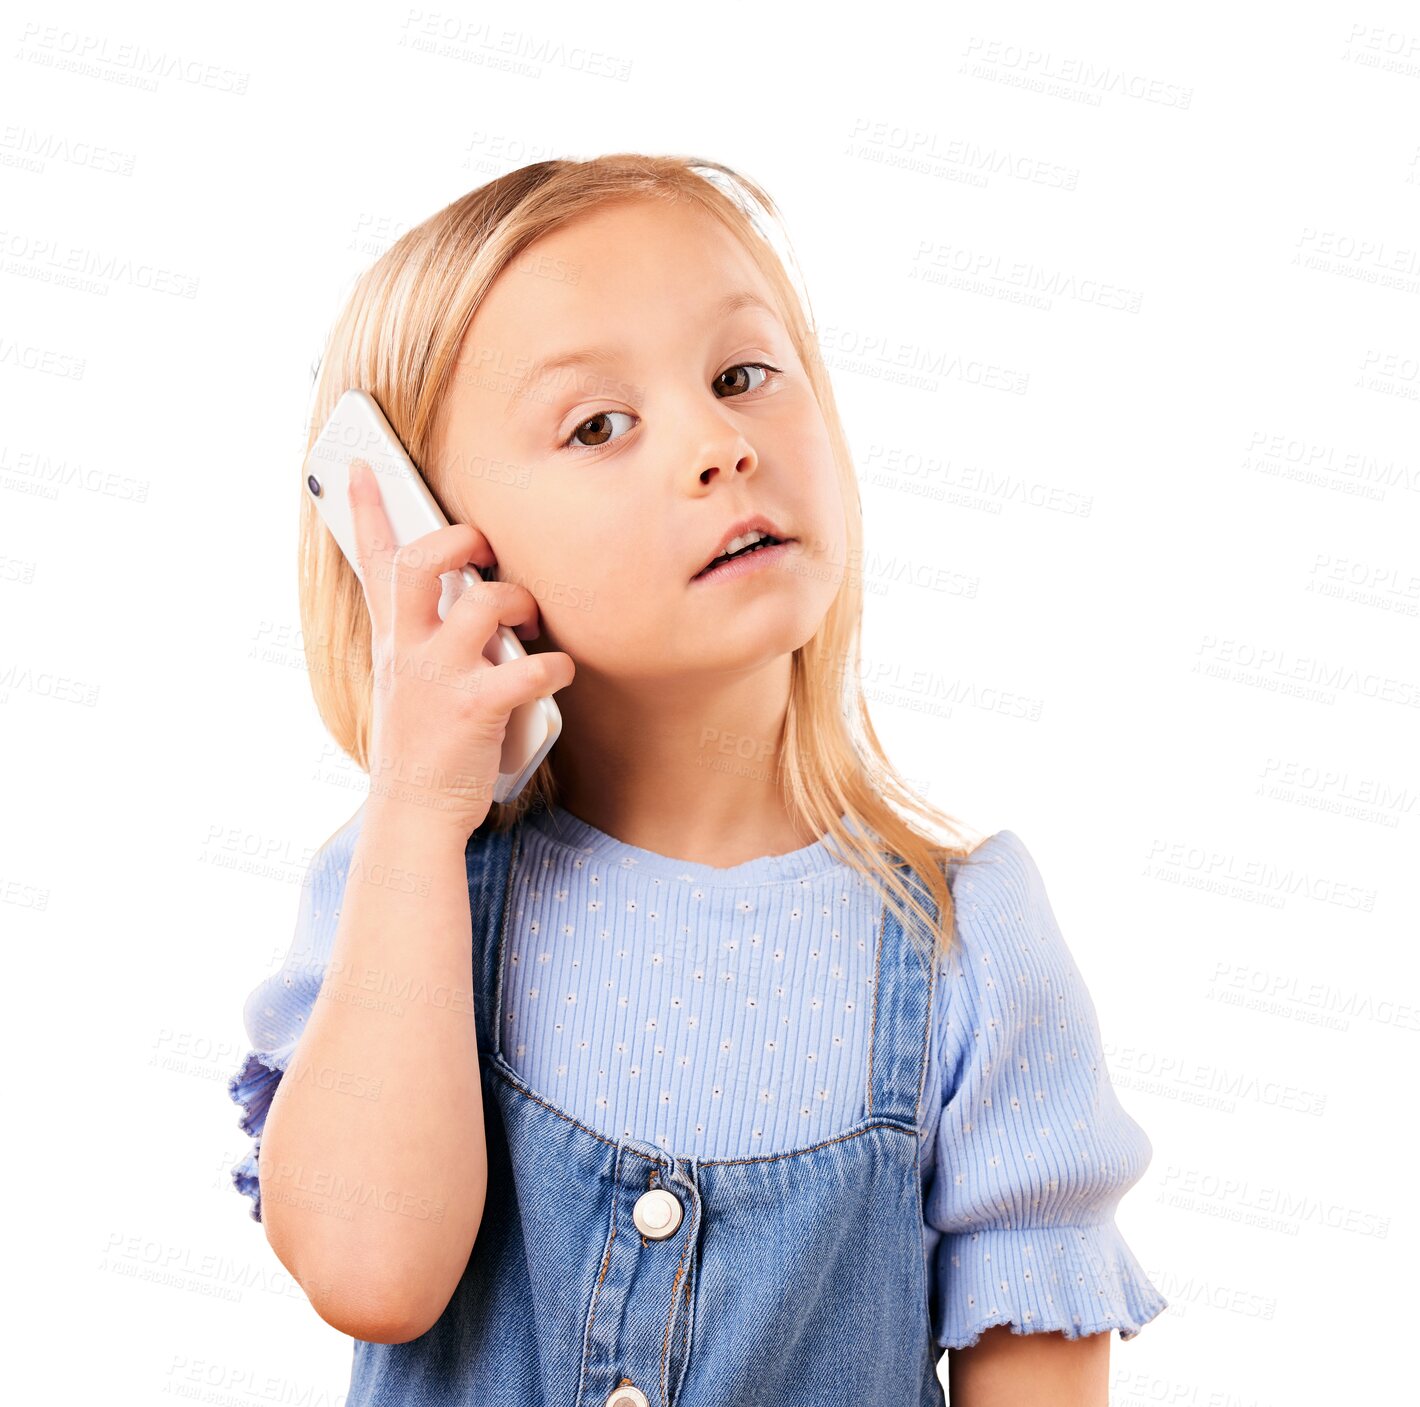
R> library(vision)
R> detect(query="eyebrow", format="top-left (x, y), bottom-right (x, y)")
top-left (505, 289), bottom-right (779, 411)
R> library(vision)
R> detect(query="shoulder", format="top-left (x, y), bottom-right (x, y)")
top-left (948, 823), bottom-right (1050, 925)
top-left (937, 829), bottom-right (1091, 1009)
top-left (932, 829), bottom-right (1116, 1106)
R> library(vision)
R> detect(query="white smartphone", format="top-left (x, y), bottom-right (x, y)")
top-left (302, 388), bottom-right (562, 805)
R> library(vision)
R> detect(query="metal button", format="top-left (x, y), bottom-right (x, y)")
top-left (632, 1188), bottom-right (683, 1240)
top-left (605, 1385), bottom-right (649, 1407)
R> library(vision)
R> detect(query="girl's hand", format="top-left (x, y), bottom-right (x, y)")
top-left (346, 456), bottom-right (574, 840)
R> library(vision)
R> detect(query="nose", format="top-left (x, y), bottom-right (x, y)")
top-left (665, 373), bottom-right (762, 488)
top-left (697, 446), bottom-right (755, 484)
top-left (689, 414), bottom-right (758, 486)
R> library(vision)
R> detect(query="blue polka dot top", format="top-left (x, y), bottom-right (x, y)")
top-left (228, 802), bottom-right (1169, 1349)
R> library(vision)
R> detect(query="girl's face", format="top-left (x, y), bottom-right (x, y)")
top-left (430, 196), bottom-right (847, 682)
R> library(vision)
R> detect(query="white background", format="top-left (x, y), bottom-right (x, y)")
top-left (5, 2), bottom-right (1413, 1401)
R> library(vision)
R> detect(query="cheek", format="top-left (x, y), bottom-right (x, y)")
top-left (783, 417), bottom-right (845, 541)
top-left (540, 579), bottom-right (674, 674)
top-left (513, 505), bottom-right (676, 654)
top-left (779, 396), bottom-right (835, 470)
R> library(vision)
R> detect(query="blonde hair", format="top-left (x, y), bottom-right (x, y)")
top-left (298, 153), bottom-right (982, 958)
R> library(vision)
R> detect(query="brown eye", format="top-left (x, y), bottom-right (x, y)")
top-left (714, 362), bottom-right (778, 397)
top-left (565, 409), bottom-right (635, 450)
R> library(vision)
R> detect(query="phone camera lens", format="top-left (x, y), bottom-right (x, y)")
top-left (307, 474), bottom-right (322, 498)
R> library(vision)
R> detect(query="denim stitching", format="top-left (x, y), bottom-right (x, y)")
top-left (907, 867), bottom-right (935, 1351)
top-left (911, 1130), bottom-right (934, 1371)
top-left (491, 826), bottom-right (522, 1065)
top-left (670, 1169), bottom-right (701, 1403)
top-left (864, 887), bottom-right (888, 1117)
top-left (694, 1119), bottom-right (915, 1165)
top-left (914, 869), bottom-right (943, 1355)
top-left (914, 944), bottom-right (935, 1131)
top-left (577, 1141), bottom-right (623, 1399)
top-left (911, 871), bottom-right (940, 1129)
top-left (675, 1272), bottom-right (693, 1399)
top-left (641, 1165), bottom-right (658, 1248)
top-left (659, 1208), bottom-right (693, 1406)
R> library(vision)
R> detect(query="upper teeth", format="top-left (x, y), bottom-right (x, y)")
top-left (721, 529), bottom-right (774, 556)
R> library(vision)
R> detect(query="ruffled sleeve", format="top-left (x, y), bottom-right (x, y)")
top-left (225, 806), bottom-right (364, 1223)
top-left (925, 830), bottom-right (1168, 1349)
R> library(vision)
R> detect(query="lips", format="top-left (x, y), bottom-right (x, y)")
top-left (693, 514), bottom-right (795, 579)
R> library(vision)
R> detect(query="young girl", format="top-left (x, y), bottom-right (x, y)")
top-left (227, 155), bottom-right (1167, 1406)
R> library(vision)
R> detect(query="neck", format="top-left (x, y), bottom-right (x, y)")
top-left (546, 653), bottom-right (820, 867)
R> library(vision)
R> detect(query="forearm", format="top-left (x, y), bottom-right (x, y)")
top-left (259, 802), bottom-right (487, 1341)
top-left (947, 1326), bottom-right (1110, 1406)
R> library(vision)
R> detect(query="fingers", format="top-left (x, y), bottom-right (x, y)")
top-left (347, 458), bottom-right (399, 638)
top-left (347, 458), bottom-right (495, 646)
top-left (390, 528), bottom-right (492, 646)
top-left (464, 647), bottom-right (576, 722)
top-left (437, 577), bottom-right (544, 659)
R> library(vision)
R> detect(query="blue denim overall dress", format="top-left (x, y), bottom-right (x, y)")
top-left (346, 816), bottom-right (943, 1407)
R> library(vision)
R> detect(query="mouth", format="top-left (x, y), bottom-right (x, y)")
top-left (692, 516), bottom-right (796, 581)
